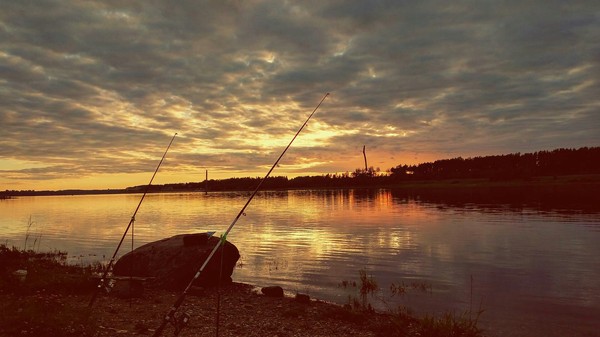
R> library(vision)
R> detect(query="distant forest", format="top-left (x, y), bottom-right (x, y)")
top-left (126, 146), bottom-right (600, 192)
top-left (388, 146), bottom-right (600, 180)
top-left (3, 146), bottom-right (599, 196)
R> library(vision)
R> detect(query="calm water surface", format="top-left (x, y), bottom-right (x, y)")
top-left (1, 190), bottom-right (599, 337)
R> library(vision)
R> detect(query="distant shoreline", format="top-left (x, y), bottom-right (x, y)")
top-left (4, 146), bottom-right (598, 198)
top-left (3, 173), bottom-right (598, 197)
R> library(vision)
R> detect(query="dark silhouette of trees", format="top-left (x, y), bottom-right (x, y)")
top-left (389, 147), bottom-right (600, 182)
top-left (5, 146), bottom-right (599, 196)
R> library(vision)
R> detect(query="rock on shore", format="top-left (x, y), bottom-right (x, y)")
top-left (112, 232), bottom-right (240, 289)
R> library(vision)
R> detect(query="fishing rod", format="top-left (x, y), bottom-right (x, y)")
top-left (152, 93), bottom-right (329, 337)
top-left (88, 132), bottom-right (177, 309)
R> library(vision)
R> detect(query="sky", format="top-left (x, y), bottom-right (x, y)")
top-left (1, 0), bottom-right (599, 191)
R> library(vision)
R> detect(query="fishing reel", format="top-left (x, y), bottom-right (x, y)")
top-left (94, 277), bottom-right (115, 294)
top-left (170, 311), bottom-right (191, 336)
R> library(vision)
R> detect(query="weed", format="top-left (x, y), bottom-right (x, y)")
top-left (338, 279), bottom-right (357, 288)
top-left (266, 257), bottom-right (288, 273)
top-left (339, 270), bottom-right (485, 337)
top-left (23, 215), bottom-right (44, 252)
top-left (358, 269), bottom-right (378, 309)
top-left (419, 310), bottom-right (484, 337)
top-left (24, 215), bottom-right (34, 251)
top-left (0, 244), bottom-right (96, 294)
top-left (390, 280), bottom-right (432, 297)
top-left (340, 269), bottom-right (379, 312)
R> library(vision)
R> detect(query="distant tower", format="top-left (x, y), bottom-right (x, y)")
top-left (205, 169), bottom-right (208, 195)
top-left (363, 145), bottom-right (368, 171)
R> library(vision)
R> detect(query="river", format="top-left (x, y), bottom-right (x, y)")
top-left (1, 189), bottom-right (598, 337)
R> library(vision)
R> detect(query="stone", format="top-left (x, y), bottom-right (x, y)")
top-left (111, 278), bottom-right (144, 299)
top-left (12, 269), bottom-right (27, 282)
top-left (261, 286), bottom-right (284, 297)
top-left (112, 232), bottom-right (239, 289)
top-left (295, 293), bottom-right (310, 304)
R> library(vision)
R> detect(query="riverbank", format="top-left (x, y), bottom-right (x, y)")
top-left (1, 283), bottom-right (403, 337)
top-left (3, 174), bottom-right (599, 198)
top-left (0, 245), bottom-right (484, 337)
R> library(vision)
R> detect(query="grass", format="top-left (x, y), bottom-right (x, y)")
top-left (24, 215), bottom-right (43, 252)
top-left (0, 244), bottom-right (100, 336)
top-left (419, 310), bottom-right (484, 337)
top-left (0, 244), bottom-right (100, 294)
top-left (358, 269), bottom-right (378, 304)
top-left (339, 269), bottom-right (486, 337)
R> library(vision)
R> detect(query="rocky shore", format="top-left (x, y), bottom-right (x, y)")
top-left (1, 281), bottom-right (405, 337)
top-left (0, 244), bottom-right (483, 337)
top-left (95, 283), bottom-right (391, 337)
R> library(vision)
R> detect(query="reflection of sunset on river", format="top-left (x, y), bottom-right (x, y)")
top-left (242, 190), bottom-right (428, 270)
top-left (1, 190), bottom-right (599, 337)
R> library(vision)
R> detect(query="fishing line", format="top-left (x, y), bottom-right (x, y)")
top-left (152, 93), bottom-right (329, 337)
top-left (130, 214), bottom-right (134, 308)
top-left (215, 235), bottom-right (227, 336)
top-left (88, 132), bottom-right (177, 309)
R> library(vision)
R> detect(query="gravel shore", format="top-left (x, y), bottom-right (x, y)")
top-left (90, 282), bottom-right (381, 337)
top-left (2, 282), bottom-right (403, 337)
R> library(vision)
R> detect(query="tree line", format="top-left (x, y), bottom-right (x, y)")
top-left (125, 146), bottom-right (600, 192)
top-left (388, 146), bottom-right (600, 181)
top-left (3, 146), bottom-right (598, 196)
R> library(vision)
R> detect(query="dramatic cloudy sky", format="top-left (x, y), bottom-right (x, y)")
top-left (1, 0), bottom-right (598, 190)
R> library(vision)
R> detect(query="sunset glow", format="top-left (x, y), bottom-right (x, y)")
top-left (1, 1), bottom-right (598, 190)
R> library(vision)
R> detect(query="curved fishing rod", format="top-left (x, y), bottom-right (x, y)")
top-left (152, 93), bottom-right (329, 337)
top-left (88, 132), bottom-right (177, 309)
